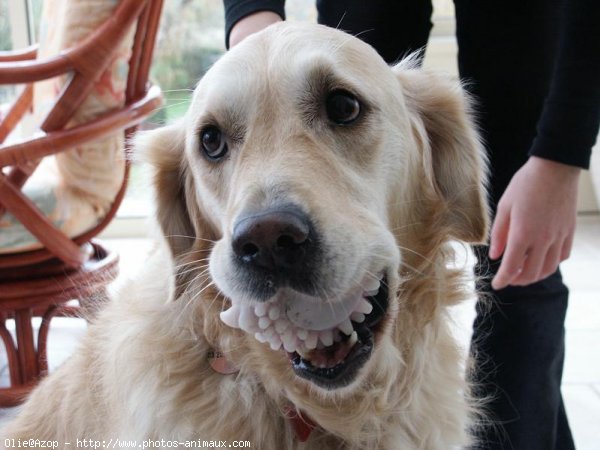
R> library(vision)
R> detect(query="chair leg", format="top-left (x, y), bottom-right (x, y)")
top-left (0, 311), bottom-right (37, 407)
top-left (37, 305), bottom-right (58, 375)
top-left (14, 308), bottom-right (39, 383)
top-left (0, 317), bottom-right (22, 385)
top-left (37, 304), bottom-right (80, 374)
top-left (0, 383), bottom-right (36, 407)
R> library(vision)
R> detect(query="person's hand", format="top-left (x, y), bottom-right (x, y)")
top-left (489, 156), bottom-right (581, 290)
top-left (229, 11), bottom-right (283, 48)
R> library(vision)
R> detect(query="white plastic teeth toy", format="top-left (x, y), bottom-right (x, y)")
top-left (219, 275), bottom-right (381, 354)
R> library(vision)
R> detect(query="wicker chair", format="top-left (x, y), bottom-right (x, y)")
top-left (0, 0), bottom-right (164, 406)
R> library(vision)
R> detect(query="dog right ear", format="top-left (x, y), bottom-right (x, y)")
top-left (134, 123), bottom-right (198, 261)
top-left (394, 63), bottom-right (489, 244)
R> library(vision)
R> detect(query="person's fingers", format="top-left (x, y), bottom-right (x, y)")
top-left (491, 232), bottom-right (528, 290)
top-left (537, 242), bottom-right (562, 281)
top-left (489, 205), bottom-right (510, 260)
top-left (512, 244), bottom-right (549, 286)
top-left (560, 232), bottom-right (575, 261)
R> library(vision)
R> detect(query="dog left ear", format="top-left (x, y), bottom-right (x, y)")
top-left (135, 123), bottom-right (197, 257)
top-left (134, 124), bottom-right (215, 295)
top-left (395, 64), bottom-right (489, 243)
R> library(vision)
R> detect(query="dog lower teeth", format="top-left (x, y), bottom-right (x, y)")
top-left (297, 349), bottom-right (311, 360)
top-left (297, 331), bottom-right (360, 368)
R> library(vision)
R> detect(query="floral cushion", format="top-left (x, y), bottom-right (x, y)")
top-left (0, 0), bottom-right (135, 253)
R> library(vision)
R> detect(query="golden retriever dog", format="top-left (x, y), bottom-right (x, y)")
top-left (1, 23), bottom-right (488, 449)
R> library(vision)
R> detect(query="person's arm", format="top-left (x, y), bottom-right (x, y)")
top-left (223, 0), bottom-right (285, 48)
top-left (490, 0), bottom-right (600, 290)
top-left (529, 0), bottom-right (600, 169)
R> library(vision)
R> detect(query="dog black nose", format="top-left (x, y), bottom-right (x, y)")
top-left (232, 209), bottom-right (311, 272)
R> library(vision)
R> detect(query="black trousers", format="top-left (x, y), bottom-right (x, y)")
top-left (316, 1), bottom-right (575, 448)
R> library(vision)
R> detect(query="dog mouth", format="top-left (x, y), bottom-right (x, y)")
top-left (220, 273), bottom-right (390, 389)
top-left (288, 276), bottom-right (389, 389)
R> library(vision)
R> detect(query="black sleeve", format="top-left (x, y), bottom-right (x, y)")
top-left (529, 0), bottom-right (600, 169)
top-left (223, 0), bottom-right (286, 49)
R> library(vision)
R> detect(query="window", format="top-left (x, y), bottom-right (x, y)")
top-left (0, 0), bottom-right (16, 104)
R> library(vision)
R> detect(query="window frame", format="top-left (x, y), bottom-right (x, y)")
top-left (7, 0), bottom-right (34, 48)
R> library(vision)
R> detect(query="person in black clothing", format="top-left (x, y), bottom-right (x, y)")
top-left (222, 1), bottom-right (600, 448)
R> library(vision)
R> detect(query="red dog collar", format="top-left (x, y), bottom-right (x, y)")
top-left (283, 405), bottom-right (318, 442)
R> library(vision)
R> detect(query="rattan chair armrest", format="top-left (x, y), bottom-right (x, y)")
top-left (0, 54), bottom-right (74, 85)
top-left (0, 85), bottom-right (162, 168)
top-left (0, 0), bottom-right (146, 85)
top-left (0, 45), bottom-right (38, 63)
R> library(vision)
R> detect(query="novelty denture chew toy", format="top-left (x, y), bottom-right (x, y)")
top-left (219, 274), bottom-right (382, 367)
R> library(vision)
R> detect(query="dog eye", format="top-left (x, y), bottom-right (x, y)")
top-left (200, 126), bottom-right (228, 160)
top-left (326, 90), bottom-right (361, 125)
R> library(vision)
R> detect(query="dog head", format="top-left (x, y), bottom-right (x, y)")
top-left (139, 23), bottom-right (488, 394)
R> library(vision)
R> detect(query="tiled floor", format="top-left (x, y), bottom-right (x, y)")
top-left (560, 216), bottom-right (600, 449)
top-left (1, 216), bottom-right (599, 448)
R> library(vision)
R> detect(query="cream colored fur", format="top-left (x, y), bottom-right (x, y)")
top-left (1, 23), bottom-right (488, 449)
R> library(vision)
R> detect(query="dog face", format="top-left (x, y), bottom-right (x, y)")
top-left (140, 23), bottom-right (487, 393)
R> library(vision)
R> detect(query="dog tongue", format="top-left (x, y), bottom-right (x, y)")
top-left (302, 331), bottom-right (358, 368)
top-left (283, 286), bottom-right (363, 331)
